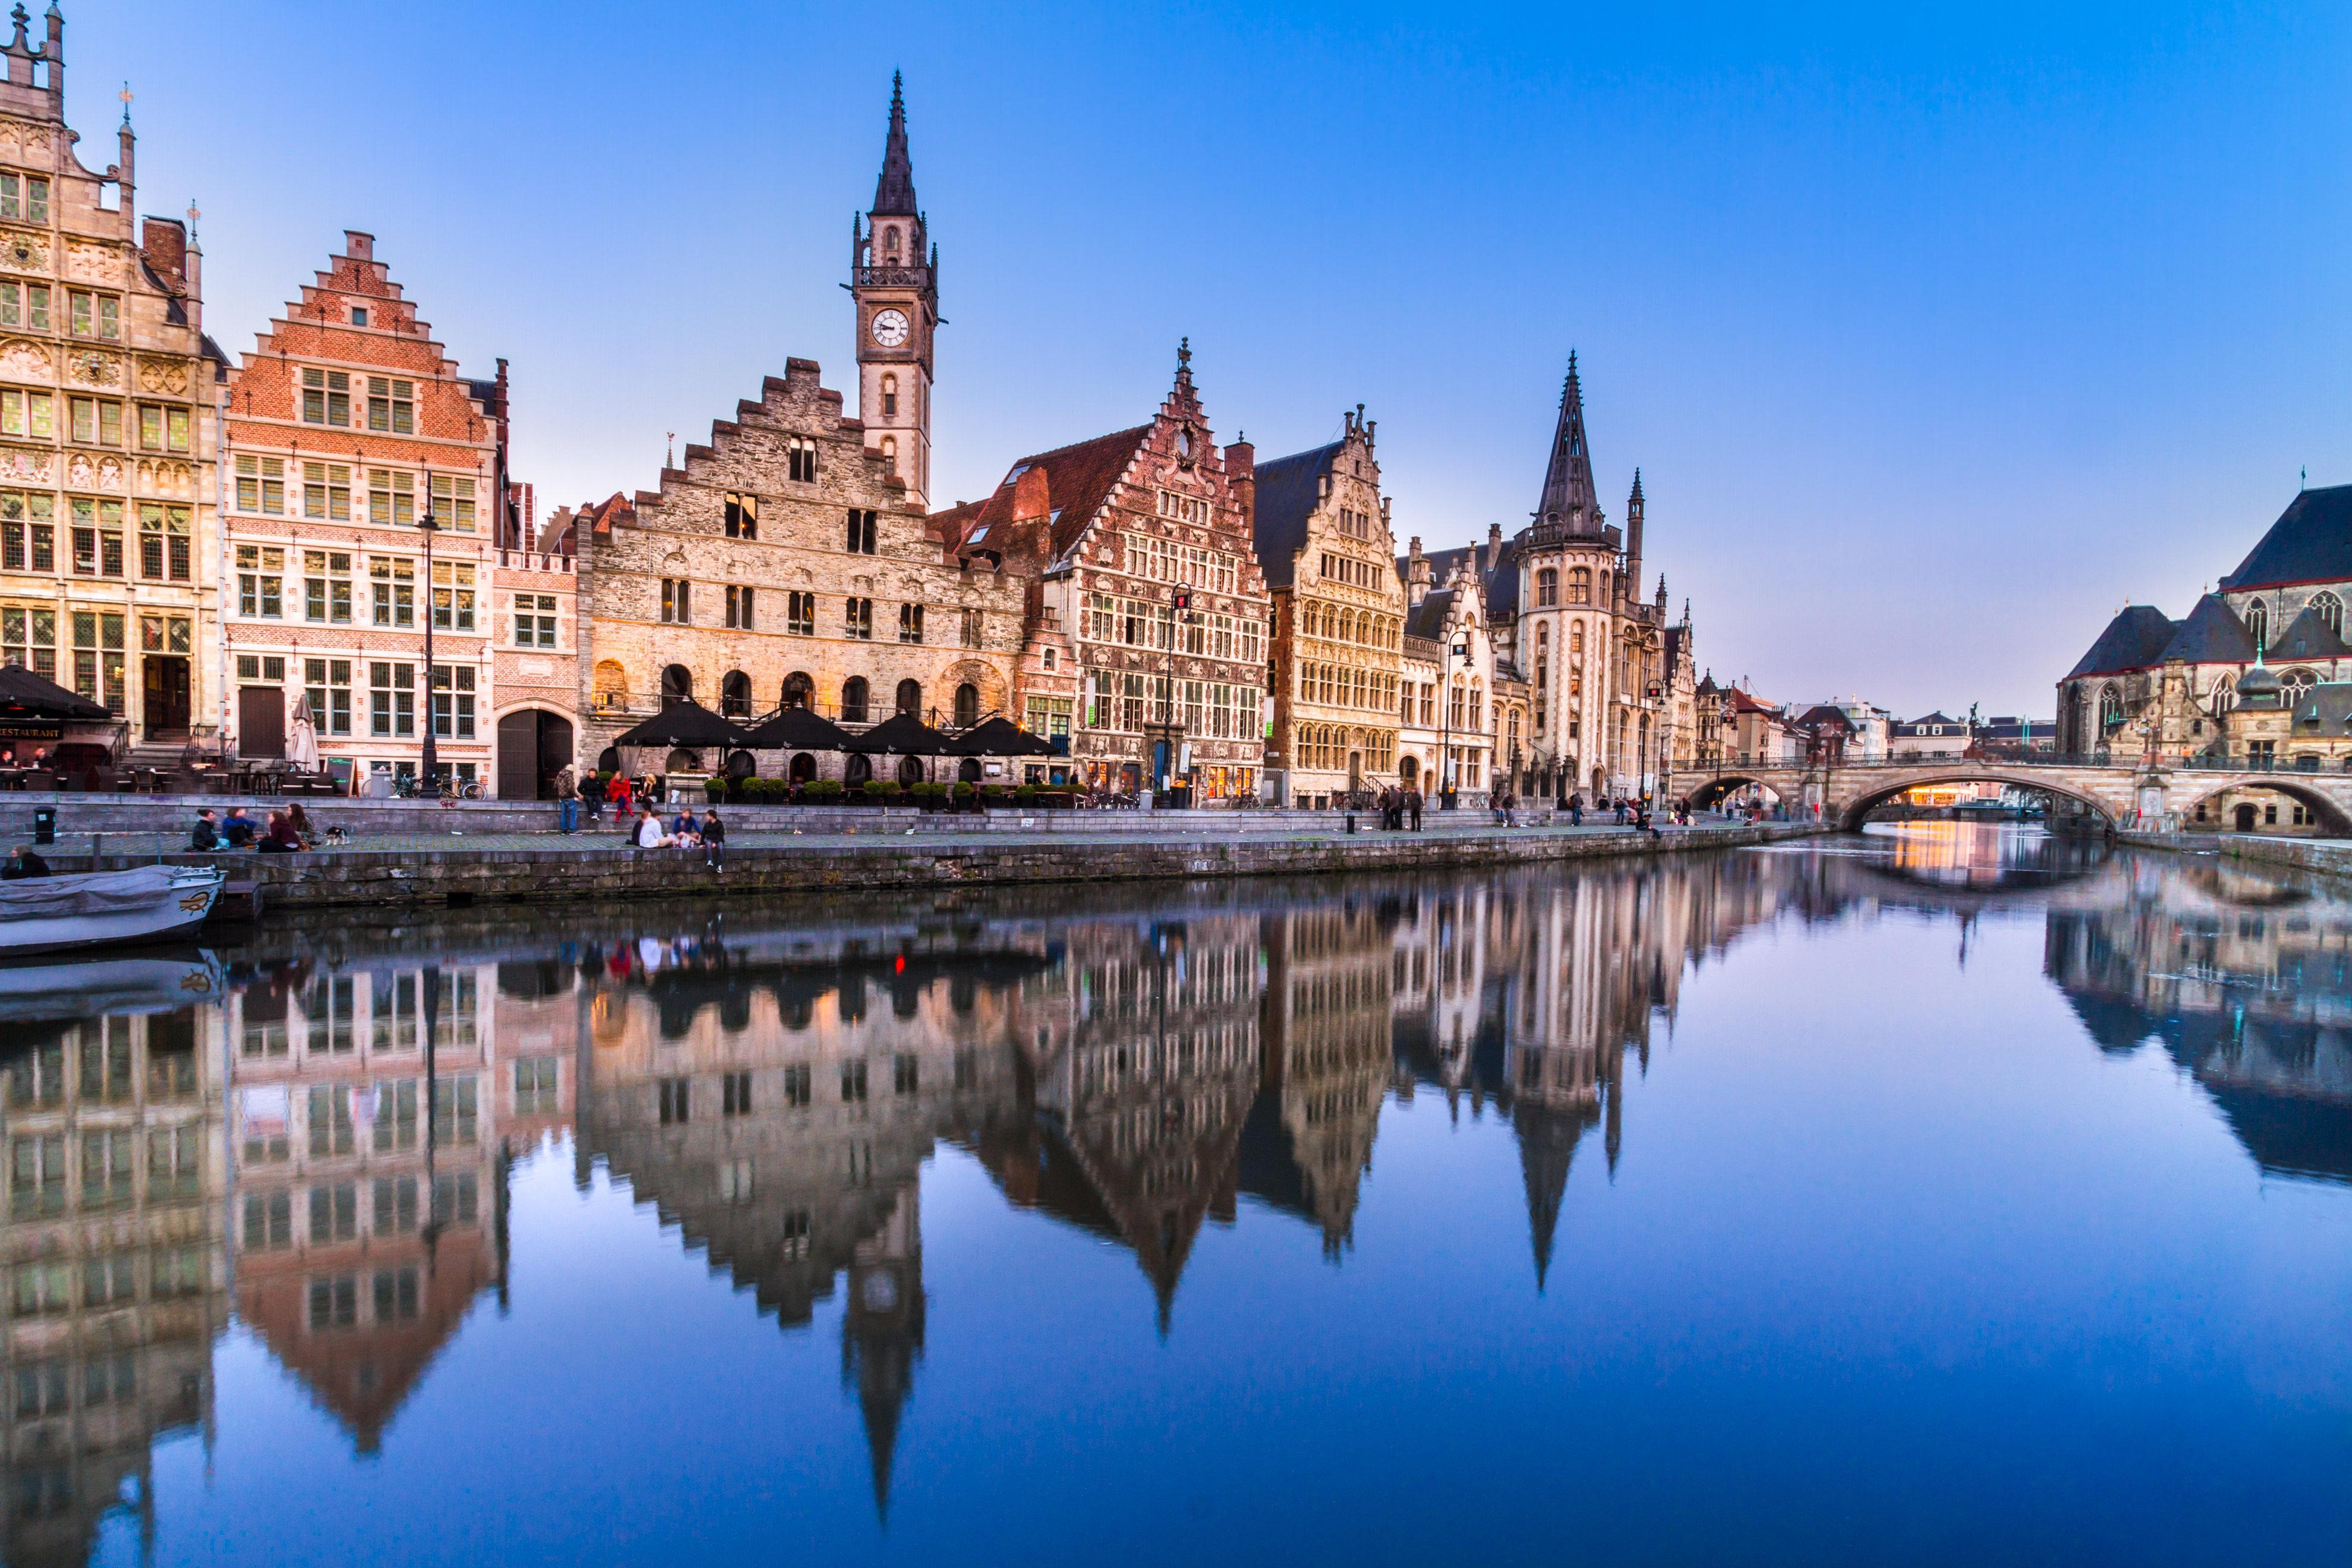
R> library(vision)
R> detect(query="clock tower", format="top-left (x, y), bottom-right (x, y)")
top-left (851, 72), bottom-right (938, 510)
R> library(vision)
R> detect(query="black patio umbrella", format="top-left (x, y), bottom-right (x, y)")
top-left (0, 664), bottom-right (112, 724)
top-left (608, 699), bottom-right (753, 750)
top-left (941, 715), bottom-right (1057, 757)
top-left (742, 706), bottom-right (855, 751)
top-left (844, 710), bottom-right (950, 754)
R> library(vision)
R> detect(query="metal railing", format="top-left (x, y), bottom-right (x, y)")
top-left (1664, 750), bottom-right (2343, 775)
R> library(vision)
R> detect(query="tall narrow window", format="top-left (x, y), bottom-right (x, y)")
top-left (661, 579), bottom-right (691, 624)
top-left (725, 585), bottom-right (754, 630)
top-left (724, 492), bottom-right (757, 540)
top-left (846, 509), bottom-right (877, 554)
top-left (788, 438), bottom-right (819, 482)
top-left (898, 603), bottom-right (923, 643)
top-left (786, 591), bottom-right (815, 636)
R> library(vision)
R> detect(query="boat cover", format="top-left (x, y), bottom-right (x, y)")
top-left (0, 865), bottom-right (211, 921)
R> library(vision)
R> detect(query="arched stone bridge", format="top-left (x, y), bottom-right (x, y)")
top-left (1664, 758), bottom-right (2352, 835)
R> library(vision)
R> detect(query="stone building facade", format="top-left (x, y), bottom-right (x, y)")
top-left (574, 356), bottom-right (1025, 781)
top-left (221, 232), bottom-right (530, 793)
top-left (1251, 410), bottom-right (1402, 807)
top-left (1396, 543), bottom-right (1499, 803)
top-left (934, 345), bottom-right (1269, 800)
top-left (0, 8), bottom-right (221, 752)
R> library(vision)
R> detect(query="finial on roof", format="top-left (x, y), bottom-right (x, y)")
top-left (11, 5), bottom-right (28, 31)
top-left (119, 83), bottom-right (132, 128)
top-left (1630, 466), bottom-right (1643, 501)
top-left (1177, 335), bottom-right (1190, 369)
top-left (665, 431), bottom-right (674, 469)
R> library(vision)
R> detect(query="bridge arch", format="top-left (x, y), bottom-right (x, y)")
top-left (2178, 777), bottom-right (2352, 836)
top-left (1833, 771), bottom-right (2122, 832)
top-left (1683, 773), bottom-right (1789, 811)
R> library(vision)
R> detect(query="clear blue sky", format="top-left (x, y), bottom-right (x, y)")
top-left (85, 1), bottom-right (2351, 716)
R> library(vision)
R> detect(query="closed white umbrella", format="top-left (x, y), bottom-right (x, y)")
top-left (287, 691), bottom-right (322, 773)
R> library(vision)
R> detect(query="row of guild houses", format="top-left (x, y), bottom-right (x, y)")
top-left (0, 10), bottom-right (1703, 805)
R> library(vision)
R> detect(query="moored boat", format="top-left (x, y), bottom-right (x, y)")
top-left (0, 865), bottom-right (227, 956)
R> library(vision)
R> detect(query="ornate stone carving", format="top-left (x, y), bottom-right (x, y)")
top-left (64, 241), bottom-right (120, 283)
top-left (66, 351), bottom-right (122, 388)
top-left (137, 358), bottom-right (191, 396)
top-left (66, 453), bottom-right (92, 488)
top-left (1, 447), bottom-right (52, 482)
top-left (97, 457), bottom-right (124, 492)
top-left (0, 230), bottom-right (47, 273)
top-left (0, 338), bottom-right (50, 377)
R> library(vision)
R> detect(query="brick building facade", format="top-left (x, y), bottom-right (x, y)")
top-left (220, 232), bottom-right (553, 794)
top-left (0, 8), bottom-right (221, 752)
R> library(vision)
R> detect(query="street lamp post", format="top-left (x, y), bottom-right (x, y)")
top-left (419, 467), bottom-right (441, 795)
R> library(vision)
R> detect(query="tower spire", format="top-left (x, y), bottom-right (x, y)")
top-left (1535, 350), bottom-right (1602, 535)
top-left (872, 70), bottom-right (918, 217)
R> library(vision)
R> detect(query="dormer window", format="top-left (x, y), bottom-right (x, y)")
top-left (302, 368), bottom-right (351, 426)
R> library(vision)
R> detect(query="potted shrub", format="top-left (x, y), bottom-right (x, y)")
top-left (862, 779), bottom-right (893, 805)
top-left (805, 778), bottom-right (844, 802)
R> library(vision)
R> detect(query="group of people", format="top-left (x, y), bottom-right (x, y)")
top-left (0, 744), bottom-right (52, 770)
top-left (190, 804), bottom-right (314, 853)
top-left (633, 805), bottom-right (728, 873)
top-left (1368, 785), bottom-right (1427, 831)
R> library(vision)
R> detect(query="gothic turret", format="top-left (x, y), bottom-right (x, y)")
top-left (1534, 352), bottom-right (1604, 538)
top-left (1625, 468), bottom-right (1646, 607)
top-left (852, 71), bottom-right (937, 509)
top-left (871, 69), bottom-right (918, 217)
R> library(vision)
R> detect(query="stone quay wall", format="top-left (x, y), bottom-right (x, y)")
top-left (45, 823), bottom-right (1826, 911)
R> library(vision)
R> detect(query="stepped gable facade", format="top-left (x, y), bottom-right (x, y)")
top-left (0, 4), bottom-right (222, 750)
top-left (2055, 484), bottom-right (2351, 763)
top-left (221, 230), bottom-right (545, 792)
top-left (935, 343), bottom-right (1270, 799)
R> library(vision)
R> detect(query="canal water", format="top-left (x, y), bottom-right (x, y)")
top-left (6, 824), bottom-right (2349, 1566)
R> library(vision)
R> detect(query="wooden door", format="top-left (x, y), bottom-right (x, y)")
top-left (238, 687), bottom-right (284, 759)
top-left (143, 656), bottom-right (189, 737)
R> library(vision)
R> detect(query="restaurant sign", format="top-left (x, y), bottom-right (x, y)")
top-left (0, 719), bottom-right (65, 741)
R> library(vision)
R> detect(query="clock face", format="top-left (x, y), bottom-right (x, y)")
top-left (870, 308), bottom-right (910, 349)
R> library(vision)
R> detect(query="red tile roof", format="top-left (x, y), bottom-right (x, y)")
top-left (932, 426), bottom-right (1151, 564)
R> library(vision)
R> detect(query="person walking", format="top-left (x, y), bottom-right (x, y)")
top-left (701, 808), bottom-right (727, 875)
top-left (1568, 791), bottom-right (1584, 827)
top-left (1406, 786), bottom-right (1424, 832)
top-left (555, 763), bottom-right (580, 835)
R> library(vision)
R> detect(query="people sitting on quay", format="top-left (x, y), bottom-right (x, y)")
top-left (222, 806), bottom-right (258, 849)
top-left (669, 808), bottom-right (702, 849)
top-left (189, 809), bottom-right (221, 851)
top-left (285, 801), bottom-right (319, 848)
top-left (633, 808), bottom-right (669, 853)
top-left (701, 808), bottom-right (726, 875)
top-left (2, 844), bottom-right (50, 878)
top-left (257, 809), bottom-right (303, 854)
top-left (605, 771), bottom-right (633, 825)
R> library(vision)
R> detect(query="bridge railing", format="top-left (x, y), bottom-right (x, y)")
top-left (1664, 751), bottom-right (2338, 776)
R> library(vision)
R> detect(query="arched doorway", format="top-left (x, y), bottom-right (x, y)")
top-left (841, 677), bottom-right (869, 724)
top-left (2234, 802), bottom-right (2258, 833)
top-left (495, 709), bottom-right (574, 800)
top-left (789, 752), bottom-right (817, 784)
top-left (1399, 756), bottom-right (1418, 786)
top-left (1347, 750), bottom-right (1363, 790)
top-left (896, 678), bottom-right (922, 717)
top-left (721, 671), bottom-right (752, 718)
top-left (953, 682), bottom-right (980, 728)
top-left (596, 746), bottom-right (620, 774)
top-left (725, 750), bottom-right (757, 779)
top-left (958, 757), bottom-right (982, 783)
top-left (665, 748), bottom-right (703, 775)
top-left (845, 753), bottom-right (873, 788)
top-left (782, 671), bottom-right (814, 711)
top-left (661, 665), bottom-right (693, 706)
top-left (896, 755), bottom-right (925, 786)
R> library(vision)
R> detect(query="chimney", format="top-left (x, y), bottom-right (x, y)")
top-left (139, 216), bottom-right (186, 291)
top-left (1406, 536), bottom-right (1429, 608)
top-left (344, 229), bottom-right (374, 263)
top-left (1011, 461), bottom-right (1051, 522)
top-left (1484, 520), bottom-right (1503, 576)
top-left (1223, 438), bottom-right (1254, 530)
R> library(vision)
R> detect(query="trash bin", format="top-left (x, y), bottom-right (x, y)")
top-left (32, 806), bottom-right (55, 845)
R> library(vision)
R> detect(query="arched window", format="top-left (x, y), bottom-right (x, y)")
top-left (664, 748), bottom-right (702, 774)
top-left (592, 660), bottom-right (627, 712)
top-left (896, 678), bottom-right (921, 716)
top-left (841, 677), bottom-right (870, 724)
top-left (1569, 622), bottom-right (1584, 657)
top-left (1599, 571), bottom-right (1613, 604)
top-left (882, 373), bottom-right (899, 421)
top-left (884, 225), bottom-right (901, 257)
top-left (1303, 604), bottom-right (1320, 639)
top-left (2247, 598), bottom-right (2269, 651)
top-left (660, 665), bottom-right (692, 706)
top-left (2210, 675), bottom-right (2236, 714)
top-left (1537, 568), bottom-right (1558, 607)
top-left (953, 682), bottom-right (980, 728)
top-left (721, 671), bottom-right (751, 718)
top-left (2313, 590), bottom-right (2344, 635)
top-left (2283, 669), bottom-right (2317, 700)
top-left (782, 671), bottom-right (813, 710)
top-left (879, 435), bottom-right (897, 475)
top-left (1338, 609), bottom-right (1355, 644)
top-left (1567, 567), bottom-right (1591, 605)
top-left (2098, 684), bottom-right (2124, 732)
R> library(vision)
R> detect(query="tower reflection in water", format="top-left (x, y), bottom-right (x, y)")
top-left (1, 825), bottom-right (2348, 1560)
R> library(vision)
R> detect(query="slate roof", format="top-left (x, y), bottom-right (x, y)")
top-left (1250, 441), bottom-right (1342, 590)
top-left (2064, 605), bottom-right (2177, 679)
top-left (1892, 712), bottom-right (1962, 733)
top-left (871, 74), bottom-right (919, 218)
top-left (1535, 354), bottom-right (1605, 537)
top-left (2289, 681), bottom-right (2352, 736)
top-left (1404, 588), bottom-right (1458, 642)
top-left (933, 426), bottom-right (1150, 564)
top-left (2219, 484), bottom-right (2352, 593)
top-left (2157, 594), bottom-right (2257, 665)
top-left (2269, 604), bottom-right (2350, 665)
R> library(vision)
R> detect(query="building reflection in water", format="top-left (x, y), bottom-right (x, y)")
top-left (4, 824), bottom-right (2351, 1559)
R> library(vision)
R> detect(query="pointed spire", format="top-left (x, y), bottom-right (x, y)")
top-left (1535, 350), bottom-right (1602, 535)
top-left (1630, 466), bottom-right (1643, 504)
top-left (1515, 1103), bottom-right (1579, 1294)
top-left (871, 70), bottom-right (918, 217)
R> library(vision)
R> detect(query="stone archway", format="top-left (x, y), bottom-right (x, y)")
top-left (2183, 779), bottom-right (2352, 836)
top-left (1833, 772), bottom-right (2122, 832)
top-left (495, 709), bottom-right (574, 800)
